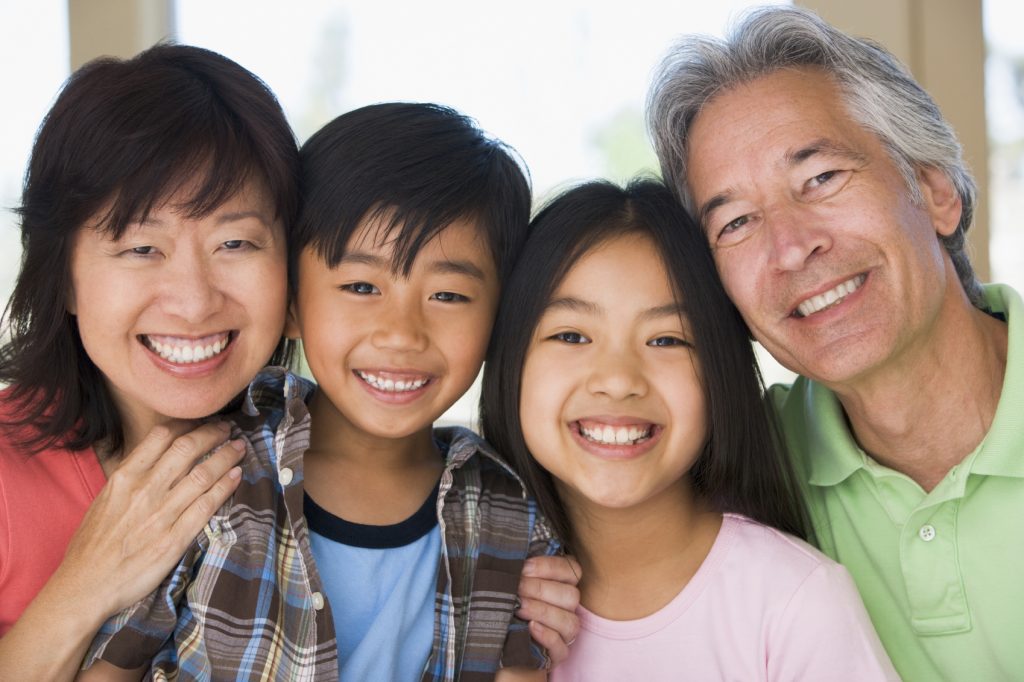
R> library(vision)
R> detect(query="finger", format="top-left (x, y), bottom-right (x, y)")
top-left (164, 465), bottom-right (243, 557)
top-left (148, 422), bottom-right (235, 489)
top-left (162, 438), bottom-right (246, 516)
top-left (527, 620), bottom-right (570, 667)
top-left (517, 574), bottom-right (581, 612)
top-left (522, 555), bottom-right (583, 585)
top-left (517, 595), bottom-right (580, 645)
top-left (113, 420), bottom-right (200, 474)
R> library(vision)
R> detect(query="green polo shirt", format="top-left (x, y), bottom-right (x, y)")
top-left (770, 284), bottom-right (1024, 681)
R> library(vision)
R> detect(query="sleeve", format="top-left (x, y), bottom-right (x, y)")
top-left (767, 561), bottom-right (900, 681)
top-left (81, 537), bottom-right (205, 671)
top-left (498, 503), bottom-right (561, 671)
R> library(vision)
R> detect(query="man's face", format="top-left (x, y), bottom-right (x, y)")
top-left (685, 68), bottom-right (962, 388)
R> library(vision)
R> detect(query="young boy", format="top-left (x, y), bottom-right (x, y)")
top-left (82, 103), bottom-right (571, 681)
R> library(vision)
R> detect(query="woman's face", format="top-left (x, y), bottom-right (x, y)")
top-left (68, 180), bottom-right (288, 440)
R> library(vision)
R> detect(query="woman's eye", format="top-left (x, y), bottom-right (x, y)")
top-left (221, 239), bottom-right (250, 250)
top-left (550, 331), bottom-right (590, 345)
top-left (342, 282), bottom-right (379, 295)
top-left (126, 245), bottom-right (157, 256)
top-left (431, 291), bottom-right (469, 303)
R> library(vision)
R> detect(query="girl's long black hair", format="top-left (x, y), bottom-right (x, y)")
top-left (480, 179), bottom-right (807, 550)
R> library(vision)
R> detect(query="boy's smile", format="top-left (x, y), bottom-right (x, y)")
top-left (289, 215), bottom-right (500, 445)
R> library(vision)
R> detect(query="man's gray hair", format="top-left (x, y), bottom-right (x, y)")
top-left (646, 5), bottom-right (983, 306)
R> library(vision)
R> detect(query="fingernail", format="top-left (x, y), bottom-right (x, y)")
top-left (522, 558), bottom-right (536, 576)
top-left (228, 466), bottom-right (242, 480)
top-left (230, 439), bottom-right (245, 453)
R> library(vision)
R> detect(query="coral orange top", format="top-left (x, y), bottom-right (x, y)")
top-left (0, 396), bottom-right (105, 635)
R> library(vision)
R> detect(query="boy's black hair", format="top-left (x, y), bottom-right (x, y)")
top-left (0, 43), bottom-right (300, 455)
top-left (291, 102), bottom-right (531, 286)
top-left (480, 179), bottom-right (807, 550)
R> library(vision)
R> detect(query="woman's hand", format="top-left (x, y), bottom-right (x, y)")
top-left (517, 555), bottom-right (583, 668)
top-left (0, 421), bottom-right (244, 681)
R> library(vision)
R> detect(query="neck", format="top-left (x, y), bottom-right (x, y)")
top-left (564, 478), bottom-right (721, 620)
top-left (829, 298), bottom-right (1008, 491)
top-left (303, 389), bottom-right (442, 525)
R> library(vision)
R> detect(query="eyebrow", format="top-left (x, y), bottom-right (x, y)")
top-left (696, 138), bottom-right (868, 230)
top-left (135, 210), bottom-right (272, 228)
top-left (543, 297), bottom-right (685, 323)
top-left (339, 252), bottom-right (487, 281)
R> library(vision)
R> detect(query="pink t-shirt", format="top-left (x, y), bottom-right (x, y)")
top-left (552, 514), bottom-right (898, 681)
top-left (0, 401), bottom-right (105, 634)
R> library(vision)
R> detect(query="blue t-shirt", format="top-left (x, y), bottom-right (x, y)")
top-left (305, 481), bottom-right (441, 682)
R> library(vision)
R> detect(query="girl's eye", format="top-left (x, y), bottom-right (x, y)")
top-left (431, 291), bottom-right (469, 303)
top-left (648, 336), bottom-right (692, 348)
top-left (342, 282), bottom-right (379, 295)
top-left (549, 331), bottom-right (590, 345)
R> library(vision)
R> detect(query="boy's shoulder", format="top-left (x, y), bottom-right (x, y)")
top-left (434, 426), bottom-right (519, 481)
top-left (226, 366), bottom-right (315, 474)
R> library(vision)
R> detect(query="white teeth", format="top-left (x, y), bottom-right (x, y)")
top-left (358, 371), bottom-right (428, 393)
top-left (796, 274), bottom-right (866, 317)
top-left (580, 423), bottom-right (653, 446)
top-left (144, 334), bottom-right (230, 364)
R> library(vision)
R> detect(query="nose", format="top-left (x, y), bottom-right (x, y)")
top-left (159, 246), bottom-right (224, 323)
top-left (370, 292), bottom-right (429, 353)
top-left (766, 205), bottom-right (833, 272)
top-left (585, 346), bottom-right (648, 401)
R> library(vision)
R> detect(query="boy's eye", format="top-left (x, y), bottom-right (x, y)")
top-left (648, 336), bottom-right (692, 348)
top-left (341, 282), bottom-right (380, 295)
top-left (431, 291), bottom-right (469, 303)
top-left (548, 331), bottom-right (590, 345)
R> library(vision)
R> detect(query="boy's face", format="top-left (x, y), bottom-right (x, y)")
top-left (288, 216), bottom-right (499, 442)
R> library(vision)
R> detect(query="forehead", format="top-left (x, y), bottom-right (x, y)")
top-left (348, 214), bottom-right (488, 255)
top-left (685, 68), bottom-right (876, 203)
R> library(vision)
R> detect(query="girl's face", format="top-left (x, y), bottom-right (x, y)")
top-left (68, 180), bottom-right (288, 443)
top-left (520, 232), bottom-right (707, 514)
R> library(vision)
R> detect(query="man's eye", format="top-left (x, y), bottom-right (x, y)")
top-left (549, 331), bottom-right (590, 344)
top-left (720, 215), bottom-right (749, 236)
top-left (431, 291), bottom-right (469, 303)
top-left (809, 170), bottom-right (838, 187)
top-left (342, 282), bottom-right (379, 295)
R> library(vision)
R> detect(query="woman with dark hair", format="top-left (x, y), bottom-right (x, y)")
top-left (481, 179), bottom-right (897, 679)
top-left (0, 43), bottom-right (300, 678)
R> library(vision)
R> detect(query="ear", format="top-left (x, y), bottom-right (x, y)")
top-left (284, 300), bottom-right (301, 340)
top-left (916, 166), bottom-right (962, 238)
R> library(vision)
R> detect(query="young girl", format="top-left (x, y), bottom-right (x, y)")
top-left (481, 179), bottom-right (899, 680)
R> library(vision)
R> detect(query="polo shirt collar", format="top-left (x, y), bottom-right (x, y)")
top-left (970, 283), bottom-right (1024, 478)
top-left (803, 377), bottom-right (868, 486)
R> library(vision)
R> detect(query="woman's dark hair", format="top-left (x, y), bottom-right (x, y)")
top-left (480, 179), bottom-right (807, 549)
top-left (291, 102), bottom-right (531, 286)
top-left (0, 43), bottom-right (300, 455)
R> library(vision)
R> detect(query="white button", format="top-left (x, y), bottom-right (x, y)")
top-left (919, 525), bottom-right (936, 542)
top-left (311, 591), bottom-right (325, 610)
top-left (279, 467), bottom-right (294, 486)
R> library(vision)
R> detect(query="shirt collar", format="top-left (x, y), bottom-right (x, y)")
top-left (969, 283), bottom-right (1024, 478)
top-left (801, 376), bottom-right (870, 486)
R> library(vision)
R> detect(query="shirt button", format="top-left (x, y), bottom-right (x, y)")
top-left (311, 591), bottom-right (325, 610)
top-left (919, 524), bottom-right (936, 542)
top-left (279, 467), bottom-right (294, 486)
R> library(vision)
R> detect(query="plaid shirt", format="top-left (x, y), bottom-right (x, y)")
top-left (84, 367), bottom-right (558, 681)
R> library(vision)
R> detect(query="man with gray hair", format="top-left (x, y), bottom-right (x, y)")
top-left (648, 6), bottom-right (1020, 680)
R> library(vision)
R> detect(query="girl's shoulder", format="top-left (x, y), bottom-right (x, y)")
top-left (717, 513), bottom-right (848, 587)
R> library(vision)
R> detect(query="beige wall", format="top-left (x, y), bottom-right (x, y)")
top-left (68, 0), bottom-right (173, 69)
top-left (799, 0), bottom-right (990, 280)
